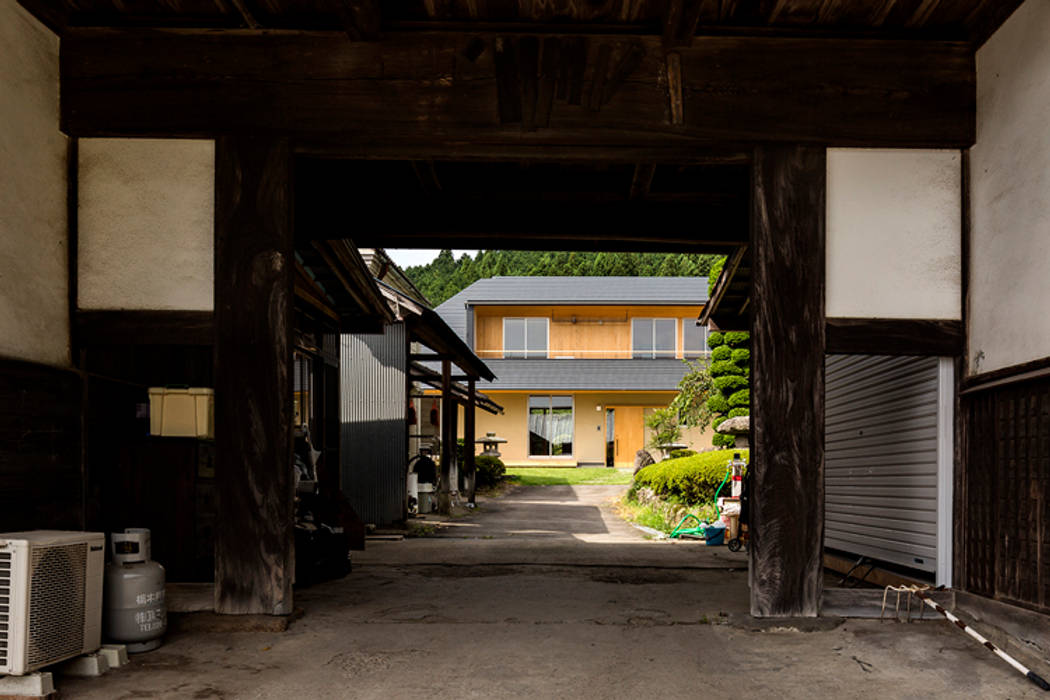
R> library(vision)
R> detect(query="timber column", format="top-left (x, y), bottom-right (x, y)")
top-left (749, 145), bottom-right (826, 617)
top-left (214, 137), bottom-right (295, 615)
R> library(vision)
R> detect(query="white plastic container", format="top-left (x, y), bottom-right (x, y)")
top-left (148, 387), bottom-right (214, 438)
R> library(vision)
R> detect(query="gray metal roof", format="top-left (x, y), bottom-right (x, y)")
top-left (476, 359), bottom-right (691, 392)
top-left (435, 276), bottom-right (708, 342)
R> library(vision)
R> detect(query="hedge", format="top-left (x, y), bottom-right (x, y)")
top-left (633, 449), bottom-right (749, 504)
top-left (709, 360), bottom-right (744, 377)
top-left (724, 331), bottom-right (749, 348)
top-left (712, 375), bottom-right (748, 393)
top-left (475, 455), bottom-right (506, 487)
top-left (712, 433), bottom-right (736, 448)
top-left (711, 345), bottom-right (732, 361)
top-left (728, 388), bottom-right (750, 407)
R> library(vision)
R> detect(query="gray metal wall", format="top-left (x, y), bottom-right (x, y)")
top-left (340, 323), bottom-right (407, 526)
top-left (825, 354), bottom-right (944, 575)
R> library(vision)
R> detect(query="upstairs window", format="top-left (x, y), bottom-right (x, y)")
top-left (683, 320), bottom-right (710, 359)
top-left (632, 318), bottom-right (676, 359)
top-left (503, 317), bottom-right (548, 359)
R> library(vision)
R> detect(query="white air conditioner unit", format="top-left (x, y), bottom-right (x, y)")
top-left (0, 531), bottom-right (105, 676)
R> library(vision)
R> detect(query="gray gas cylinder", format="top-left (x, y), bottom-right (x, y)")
top-left (104, 528), bottom-right (167, 652)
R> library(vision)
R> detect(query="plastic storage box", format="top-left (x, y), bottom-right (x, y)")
top-left (148, 387), bottom-right (214, 438)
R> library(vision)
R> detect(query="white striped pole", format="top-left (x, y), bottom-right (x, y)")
top-left (911, 589), bottom-right (1049, 691)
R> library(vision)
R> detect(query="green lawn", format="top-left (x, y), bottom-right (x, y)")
top-left (505, 467), bottom-right (633, 486)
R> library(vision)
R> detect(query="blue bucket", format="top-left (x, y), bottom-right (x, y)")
top-left (703, 522), bottom-right (726, 546)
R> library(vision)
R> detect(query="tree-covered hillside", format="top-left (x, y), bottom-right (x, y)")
top-left (405, 250), bottom-right (719, 305)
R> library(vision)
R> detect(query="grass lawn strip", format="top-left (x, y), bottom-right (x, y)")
top-left (504, 467), bottom-right (633, 486)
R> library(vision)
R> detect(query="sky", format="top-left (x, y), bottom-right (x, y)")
top-left (386, 249), bottom-right (479, 269)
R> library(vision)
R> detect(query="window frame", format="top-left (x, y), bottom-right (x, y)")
top-left (526, 394), bottom-right (575, 458)
top-left (502, 316), bottom-right (550, 359)
top-left (682, 319), bottom-right (711, 359)
top-left (630, 317), bottom-right (678, 359)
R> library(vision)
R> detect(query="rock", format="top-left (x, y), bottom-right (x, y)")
top-left (715, 415), bottom-right (750, 435)
top-left (633, 450), bottom-right (655, 475)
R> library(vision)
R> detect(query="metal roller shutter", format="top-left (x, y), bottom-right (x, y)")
top-left (825, 354), bottom-right (953, 583)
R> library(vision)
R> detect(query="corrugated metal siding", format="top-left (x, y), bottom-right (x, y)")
top-left (825, 355), bottom-right (940, 574)
top-left (340, 323), bottom-right (407, 526)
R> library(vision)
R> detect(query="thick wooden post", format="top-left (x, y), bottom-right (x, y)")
top-left (214, 137), bottom-right (295, 616)
top-left (438, 359), bottom-right (453, 514)
top-left (465, 378), bottom-right (477, 505)
top-left (749, 145), bottom-right (826, 618)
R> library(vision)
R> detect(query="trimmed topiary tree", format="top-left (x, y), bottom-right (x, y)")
top-left (707, 326), bottom-right (750, 448)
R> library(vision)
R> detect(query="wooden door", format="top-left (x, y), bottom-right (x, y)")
top-left (611, 406), bottom-right (645, 467)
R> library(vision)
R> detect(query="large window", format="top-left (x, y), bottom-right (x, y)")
top-left (528, 396), bottom-right (574, 456)
top-left (503, 317), bottom-right (549, 358)
top-left (632, 318), bottom-right (676, 358)
top-left (683, 320), bottom-right (710, 358)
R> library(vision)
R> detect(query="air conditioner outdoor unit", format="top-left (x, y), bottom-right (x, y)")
top-left (0, 531), bottom-right (105, 676)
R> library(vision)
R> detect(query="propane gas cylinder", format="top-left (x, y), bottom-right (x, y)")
top-left (104, 528), bottom-right (166, 652)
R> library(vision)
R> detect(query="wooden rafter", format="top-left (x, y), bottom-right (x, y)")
top-left (215, 0), bottom-right (260, 28)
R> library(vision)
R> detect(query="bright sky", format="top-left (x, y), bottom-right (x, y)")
top-left (386, 249), bottom-right (479, 268)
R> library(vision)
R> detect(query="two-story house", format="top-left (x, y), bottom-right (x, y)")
top-left (434, 276), bottom-right (714, 467)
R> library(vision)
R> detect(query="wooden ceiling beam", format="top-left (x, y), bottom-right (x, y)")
top-left (61, 28), bottom-right (975, 148)
top-left (216, 0), bottom-right (261, 29)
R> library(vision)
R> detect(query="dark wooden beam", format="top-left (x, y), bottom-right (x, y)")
top-left (825, 317), bottom-right (963, 356)
top-left (464, 378), bottom-right (477, 505)
top-left (218, 0), bottom-right (260, 29)
top-left (750, 144), bottom-right (826, 618)
top-left (76, 310), bottom-right (215, 346)
top-left (297, 198), bottom-right (748, 253)
top-left (214, 136), bottom-right (295, 616)
top-left (61, 29), bottom-right (975, 148)
top-left (438, 359), bottom-right (453, 515)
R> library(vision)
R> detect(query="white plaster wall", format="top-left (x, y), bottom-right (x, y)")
top-left (79, 139), bottom-right (215, 310)
top-left (826, 149), bottom-right (962, 320)
top-left (969, 0), bottom-right (1050, 375)
top-left (0, 1), bottom-right (69, 366)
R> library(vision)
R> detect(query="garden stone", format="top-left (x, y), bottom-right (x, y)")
top-left (633, 450), bottom-right (655, 475)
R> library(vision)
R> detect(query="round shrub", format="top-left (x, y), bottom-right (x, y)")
top-left (712, 433), bottom-right (737, 448)
top-left (707, 331), bottom-right (724, 349)
top-left (709, 360), bottom-right (744, 377)
top-left (707, 394), bottom-right (729, 414)
top-left (633, 449), bottom-right (749, 504)
top-left (724, 331), bottom-right (749, 348)
top-left (712, 375), bottom-right (748, 393)
top-left (669, 449), bottom-right (696, 460)
top-left (731, 348), bottom-right (750, 364)
top-left (728, 407), bottom-right (749, 418)
top-left (728, 388), bottom-right (750, 408)
top-left (474, 455), bottom-right (506, 487)
top-left (711, 345), bottom-right (732, 361)
top-left (712, 415), bottom-right (727, 430)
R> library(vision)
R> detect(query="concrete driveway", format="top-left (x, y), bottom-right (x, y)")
top-left (59, 484), bottom-right (1045, 699)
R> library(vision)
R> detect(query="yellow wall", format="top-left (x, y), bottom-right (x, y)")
top-left (474, 305), bottom-right (704, 360)
top-left (458, 391), bottom-right (716, 467)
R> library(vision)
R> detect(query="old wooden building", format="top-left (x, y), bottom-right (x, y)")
top-left (1, 0), bottom-right (1046, 625)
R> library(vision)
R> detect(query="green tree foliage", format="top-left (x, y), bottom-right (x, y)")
top-left (405, 250), bottom-right (721, 305)
top-left (707, 327), bottom-right (750, 448)
top-left (645, 359), bottom-right (714, 449)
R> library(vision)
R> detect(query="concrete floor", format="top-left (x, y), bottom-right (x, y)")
top-left (60, 485), bottom-right (1044, 699)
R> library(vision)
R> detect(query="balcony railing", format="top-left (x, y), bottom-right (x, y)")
top-left (475, 349), bottom-right (711, 360)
